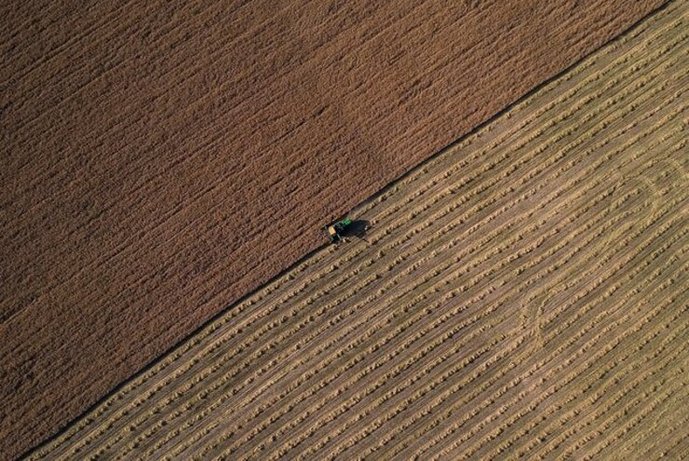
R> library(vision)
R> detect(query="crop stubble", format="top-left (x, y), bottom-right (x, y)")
top-left (23, 1), bottom-right (689, 459)
top-left (1, 0), bottom-right (668, 458)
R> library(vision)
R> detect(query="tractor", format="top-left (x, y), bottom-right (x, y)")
top-left (325, 218), bottom-right (353, 244)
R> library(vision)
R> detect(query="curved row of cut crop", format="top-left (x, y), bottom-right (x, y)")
top-left (330, 190), bottom-right (688, 460)
top-left (412, 184), bottom-right (688, 456)
top-left (180, 143), bottom-right (684, 460)
top-left (183, 36), bottom-right (688, 461)
top-left (26, 2), bottom-right (689, 459)
top-left (48, 29), bottom-right (688, 460)
top-left (195, 64), bottom-right (688, 460)
top-left (26, 8), bottom-right (684, 456)
top-left (356, 192), bottom-right (689, 460)
top-left (159, 36), bottom-right (688, 460)
top-left (253, 164), bottom-right (688, 458)
top-left (376, 244), bottom-right (688, 460)
top-left (455, 270), bottom-right (688, 458)
top-left (420, 266), bottom-right (688, 460)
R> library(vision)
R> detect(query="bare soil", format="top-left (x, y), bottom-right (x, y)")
top-left (0, 0), bottom-right (666, 458)
top-left (24, 3), bottom-right (689, 457)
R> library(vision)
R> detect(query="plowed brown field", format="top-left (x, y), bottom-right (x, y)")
top-left (1, 1), bottom-right (667, 458)
top-left (23, 1), bottom-right (689, 459)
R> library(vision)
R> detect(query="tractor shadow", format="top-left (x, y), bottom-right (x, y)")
top-left (342, 219), bottom-right (371, 240)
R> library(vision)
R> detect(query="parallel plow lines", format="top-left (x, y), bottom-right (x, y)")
top-left (26, 2), bottom-right (689, 459)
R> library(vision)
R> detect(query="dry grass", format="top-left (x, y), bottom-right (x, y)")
top-left (25, 1), bottom-right (689, 459)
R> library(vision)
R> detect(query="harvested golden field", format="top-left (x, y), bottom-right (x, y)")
top-left (26, 1), bottom-right (689, 459)
top-left (3, 2), bottom-right (665, 457)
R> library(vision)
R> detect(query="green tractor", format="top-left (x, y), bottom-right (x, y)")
top-left (325, 218), bottom-right (353, 244)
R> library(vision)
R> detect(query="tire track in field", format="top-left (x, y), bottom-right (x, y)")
top-left (198, 59), bottom-right (688, 458)
top-left (24, 2), bottom-right (689, 459)
top-left (37, 28), bottom-right (688, 456)
top-left (148, 94), bottom-right (684, 460)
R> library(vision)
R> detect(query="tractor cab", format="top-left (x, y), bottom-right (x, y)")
top-left (325, 218), bottom-right (353, 244)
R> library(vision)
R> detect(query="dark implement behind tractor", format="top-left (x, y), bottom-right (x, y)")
top-left (325, 218), bottom-right (353, 244)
